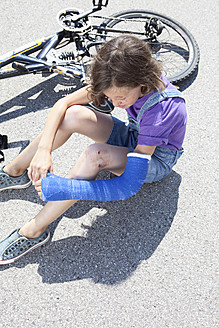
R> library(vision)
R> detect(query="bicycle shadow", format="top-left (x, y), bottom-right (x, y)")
top-left (0, 75), bottom-right (81, 124)
top-left (0, 171), bottom-right (182, 285)
top-left (0, 68), bottom-right (199, 125)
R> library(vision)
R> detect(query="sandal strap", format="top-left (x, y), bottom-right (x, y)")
top-left (1, 229), bottom-right (50, 261)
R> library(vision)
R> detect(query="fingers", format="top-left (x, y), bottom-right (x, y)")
top-left (28, 158), bottom-right (53, 182)
top-left (35, 179), bottom-right (42, 199)
top-left (49, 163), bottom-right (53, 174)
top-left (28, 150), bottom-right (53, 183)
top-left (35, 179), bottom-right (41, 191)
top-left (28, 167), bottom-right (48, 182)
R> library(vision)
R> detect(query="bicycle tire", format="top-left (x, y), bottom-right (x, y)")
top-left (98, 10), bottom-right (200, 84)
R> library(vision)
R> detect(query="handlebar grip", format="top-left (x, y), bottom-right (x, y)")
top-left (12, 62), bottom-right (48, 72)
top-left (93, 0), bottom-right (109, 7)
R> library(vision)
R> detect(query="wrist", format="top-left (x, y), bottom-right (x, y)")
top-left (37, 144), bottom-right (52, 153)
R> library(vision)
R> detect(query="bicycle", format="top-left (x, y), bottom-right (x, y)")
top-left (0, 0), bottom-right (199, 91)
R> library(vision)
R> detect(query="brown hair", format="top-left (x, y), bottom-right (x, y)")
top-left (88, 35), bottom-right (165, 106)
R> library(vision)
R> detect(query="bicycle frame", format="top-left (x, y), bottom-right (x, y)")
top-left (0, 23), bottom-right (145, 81)
top-left (0, 2), bottom-right (108, 80)
top-left (0, 0), bottom-right (199, 85)
top-left (0, 32), bottom-right (64, 71)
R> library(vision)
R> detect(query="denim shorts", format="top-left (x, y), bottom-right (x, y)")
top-left (106, 116), bottom-right (184, 183)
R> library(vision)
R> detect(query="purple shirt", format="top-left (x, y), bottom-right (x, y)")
top-left (126, 76), bottom-right (187, 150)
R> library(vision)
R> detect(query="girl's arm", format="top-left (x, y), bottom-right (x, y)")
top-left (134, 144), bottom-right (156, 156)
top-left (38, 86), bottom-right (90, 152)
top-left (28, 86), bottom-right (91, 182)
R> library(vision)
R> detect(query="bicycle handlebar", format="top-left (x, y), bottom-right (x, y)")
top-left (67, 0), bottom-right (109, 23)
top-left (93, 0), bottom-right (109, 8)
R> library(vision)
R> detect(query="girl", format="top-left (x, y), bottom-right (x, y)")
top-left (0, 35), bottom-right (187, 264)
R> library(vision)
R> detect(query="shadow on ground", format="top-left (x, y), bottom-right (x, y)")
top-left (0, 171), bottom-right (181, 285)
top-left (0, 66), bottom-right (199, 124)
top-left (0, 75), bottom-right (81, 124)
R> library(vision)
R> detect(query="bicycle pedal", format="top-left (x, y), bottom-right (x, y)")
top-left (52, 66), bottom-right (83, 78)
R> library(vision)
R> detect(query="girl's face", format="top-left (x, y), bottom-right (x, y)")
top-left (103, 85), bottom-right (142, 109)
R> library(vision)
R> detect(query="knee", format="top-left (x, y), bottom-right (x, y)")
top-left (60, 105), bottom-right (86, 131)
top-left (84, 144), bottom-right (110, 171)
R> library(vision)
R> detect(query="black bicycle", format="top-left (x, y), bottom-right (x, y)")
top-left (0, 0), bottom-right (199, 86)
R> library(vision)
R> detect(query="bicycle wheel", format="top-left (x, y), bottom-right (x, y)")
top-left (96, 10), bottom-right (199, 84)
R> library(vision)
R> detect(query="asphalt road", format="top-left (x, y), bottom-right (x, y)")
top-left (0, 0), bottom-right (218, 327)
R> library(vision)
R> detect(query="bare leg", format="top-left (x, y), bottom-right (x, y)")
top-left (4, 105), bottom-right (126, 238)
top-left (4, 105), bottom-right (113, 177)
top-left (19, 144), bottom-right (129, 238)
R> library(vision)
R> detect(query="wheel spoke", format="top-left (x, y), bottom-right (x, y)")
top-left (94, 10), bottom-right (199, 84)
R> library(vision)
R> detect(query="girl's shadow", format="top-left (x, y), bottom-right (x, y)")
top-left (1, 171), bottom-right (182, 285)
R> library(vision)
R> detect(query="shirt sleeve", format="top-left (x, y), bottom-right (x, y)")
top-left (137, 125), bottom-right (170, 147)
top-left (137, 98), bottom-right (187, 148)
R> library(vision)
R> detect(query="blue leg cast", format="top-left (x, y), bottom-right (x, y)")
top-left (41, 153), bottom-right (151, 202)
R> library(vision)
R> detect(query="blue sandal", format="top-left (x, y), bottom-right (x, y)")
top-left (0, 166), bottom-right (32, 191)
top-left (0, 229), bottom-right (50, 265)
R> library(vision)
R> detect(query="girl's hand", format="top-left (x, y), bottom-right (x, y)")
top-left (35, 179), bottom-right (42, 199)
top-left (28, 148), bottom-right (53, 183)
